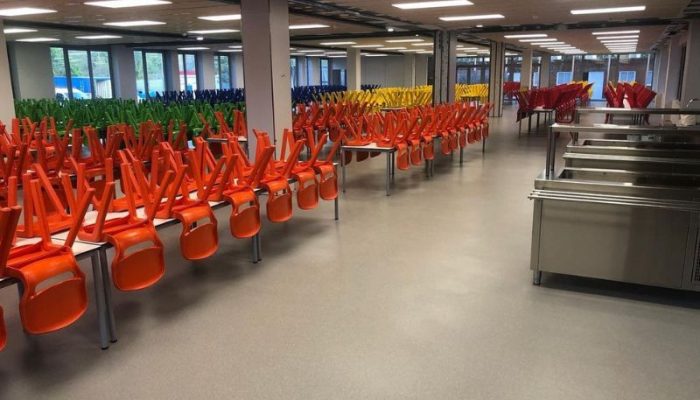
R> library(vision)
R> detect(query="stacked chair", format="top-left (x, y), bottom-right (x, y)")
top-left (603, 82), bottom-right (657, 123)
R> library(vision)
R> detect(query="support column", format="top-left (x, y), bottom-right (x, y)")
top-left (8, 43), bottom-right (54, 99)
top-left (231, 54), bottom-right (244, 88)
top-left (488, 41), bottom-right (505, 117)
top-left (110, 45), bottom-right (137, 100)
top-left (0, 21), bottom-right (13, 122)
top-left (307, 57), bottom-right (321, 85)
top-left (662, 35), bottom-right (684, 107)
top-left (347, 48), bottom-right (361, 91)
top-left (240, 0), bottom-right (292, 152)
top-left (402, 54), bottom-right (416, 87)
top-left (540, 53), bottom-right (551, 88)
top-left (432, 30), bottom-right (457, 104)
top-left (654, 45), bottom-right (669, 100)
top-left (198, 52), bottom-right (216, 90)
top-left (415, 54), bottom-right (429, 85)
top-left (297, 56), bottom-right (308, 86)
top-left (165, 51), bottom-right (180, 92)
top-left (682, 19), bottom-right (700, 105)
top-left (520, 49), bottom-right (533, 89)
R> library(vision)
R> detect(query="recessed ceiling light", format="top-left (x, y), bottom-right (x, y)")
top-left (289, 24), bottom-right (329, 30)
top-left (16, 37), bottom-right (60, 42)
top-left (476, 24), bottom-right (484, 28)
top-left (198, 14), bottom-right (241, 21)
top-left (571, 5), bottom-right (645, 15)
top-left (75, 35), bottom-right (123, 39)
top-left (519, 38), bottom-right (557, 42)
top-left (0, 7), bottom-right (56, 16)
top-left (85, 0), bottom-right (171, 8)
top-left (380, 47), bottom-right (407, 50)
top-left (320, 41), bottom-right (356, 45)
top-left (363, 54), bottom-right (388, 57)
top-left (504, 34), bottom-right (547, 38)
top-left (600, 39), bottom-right (638, 43)
top-left (177, 47), bottom-right (209, 51)
top-left (393, 1), bottom-right (473, 9)
top-left (3, 28), bottom-right (37, 34)
top-left (327, 55), bottom-right (346, 58)
top-left (104, 20), bottom-right (165, 27)
top-left (458, 47), bottom-right (479, 50)
top-left (219, 49), bottom-right (241, 53)
top-left (439, 14), bottom-right (505, 21)
top-left (229, 45), bottom-right (242, 49)
top-left (411, 43), bottom-right (434, 46)
top-left (592, 30), bottom-right (640, 35)
top-left (305, 54), bottom-right (326, 57)
top-left (386, 38), bottom-right (424, 43)
top-left (351, 44), bottom-right (384, 48)
top-left (298, 49), bottom-right (325, 53)
top-left (188, 29), bottom-right (239, 34)
top-left (325, 51), bottom-right (347, 55)
top-left (596, 35), bottom-right (639, 40)
top-left (535, 42), bottom-right (566, 46)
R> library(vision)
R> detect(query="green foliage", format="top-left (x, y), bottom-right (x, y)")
top-left (14, 99), bottom-right (246, 136)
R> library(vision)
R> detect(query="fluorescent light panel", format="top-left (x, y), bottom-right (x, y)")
top-left (386, 38), bottom-right (424, 43)
top-left (75, 35), bottom-right (122, 39)
top-left (289, 24), bottom-right (329, 30)
top-left (16, 37), bottom-right (59, 42)
top-left (592, 30), bottom-right (640, 35)
top-left (411, 43), bottom-right (434, 46)
top-left (393, 0), bottom-right (473, 9)
top-left (0, 7), bottom-right (56, 16)
top-left (298, 49), bottom-right (324, 53)
top-left (596, 35), bottom-right (639, 40)
top-left (380, 47), bottom-right (407, 50)
top-left (519, 38), bottom-right (557, 42)
top-left (104, 20), bottom-right (165, 27)
top-left (178, 47), bottom-right (209, 50)
top-left (352, 44), bottom-right (384, 48)
top-left (85, 0), bottom-right (171, 8)
top-left (219, 49), bottom-right (241, 53)
top-left (571, 5), bottom-right (645, 15)
top-left (198, 14), bottom-right (241, 21)
top-left (229, 45), bottom-right (242, 49)
top-left (188, 29), bottom-right (239, 34)
top-left (504, 34), bottom-right (547, 38)
top-left (439, 14), bottom-right (504, 21)
top-left (3, 28), bottom-right (37, 34)
top-left (363, 54), bottom-right (388, 57)
top-left (320, 41), bottom-right (356, 45)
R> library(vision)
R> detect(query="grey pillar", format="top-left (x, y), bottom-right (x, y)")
top-left (8, 43), bottom-right (54, 99)
top-left (682, 19), bottom-right (700, 105)
top-left (0, 21), bottom-right (14, 122)
top-left (432, 30), bottom-right (457, 104)
top-left (240, 0), bottom-right (293, 153)
top-left (540, 53), bottom-right (551, 88)
top-left (489, 41), bottom-right (505, 117)
top-left (520, 49), bottom-right (533, 89)
top-left (165, 51), bottom-right (180, 92)
top-left (231, 54), bottom-right (244, 88)
top-left (198, 52), bottom-right (216, 90)
top-left (307, 57), bottom-right (321, 85)
top-left (347, 48), bottom-right (361, 90)
top-left (402, 54), bottom-right (416, 87)
top-left (662, 35), bottom-right (684, 107)
top-left (110, 44), bottom-right (137, 100)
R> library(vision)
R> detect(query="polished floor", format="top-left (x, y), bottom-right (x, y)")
top-left (1, 109), bottom-right (700, 399)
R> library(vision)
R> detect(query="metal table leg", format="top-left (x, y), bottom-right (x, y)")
top-left (533, 270), bottom-right (542, 285)
top-left (90, 252), bottom-right (110, 350)
top-left (459, 146), bottom-right (464, 165)
top-left (252, 235), bottom-right (259, 264)
top-left (545, 126), bottom-right (553, 179)
top-left (536, 112), bottom-right (541, 133)
top-left (334, 196), bottom-right (339, 220)
top-left (391, 151), bottom-right (395, 180)
top-left (385, 152), bottom-right (392, 196)
top-left (98, 248), bottom-right (117, 343)
top-left (528, 114), bottom-right (532, 133)
top-left (256, 234), bottom-right (262, 261)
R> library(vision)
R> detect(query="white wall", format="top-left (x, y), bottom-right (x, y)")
top-left (415, 55), bottom-right (429, 85)
top-left (8, 42), bottom-right (54, 99)
top-left (362, 56), bottom-right (405, 87)
top-left (232, 54), bottom-right (244, 88)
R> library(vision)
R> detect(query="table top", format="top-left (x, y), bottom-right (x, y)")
top-left (341, 142), bottom-right (395, 152)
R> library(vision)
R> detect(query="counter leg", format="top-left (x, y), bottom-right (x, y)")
top-left (545, 126), bottom-right (553, 179)
top-left (90, 252), bottom-right (110, 350)
top-left (459, 146), bottom-right (464, 165)
top-left (533, 270), bottom-right (542, 285)
top-left (252, 235), bottom-right (259, 264)
top-left (98, 248), bottom-right (117, 343)
top-left (256, 234), bottom-right (262, 261)
top-left (334, 196), bottom-right (339, 220)
top-left (536, 112), bottom-right (541, 133)
top-left (341, 149), bottom-right (346, 193)
top-left (385, 152), bottom-right (392, 196)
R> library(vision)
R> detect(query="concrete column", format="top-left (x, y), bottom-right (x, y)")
top-left (297, 56), bottom-right (308, 86)
top-left (539, 53), bottom-right (551, 88)
top-left (520, 49), bottom-right (533, 89)
top-left (402, 54), bottom-right (416, 87)
top-left (662, 35), bottom-right (684, 107)
top-left (432, 30), bottom-right (457, 104)
top-left (654, 45), bottom-right (669, 99)
top-left (682, 20), bottom-right (700, 105)
top-left (231, 54), bottom-right (244, 88)
top-left (0, 21), bottom-right (14, 122)
top-left (347, 48), bottom-right (361, 90)
top-left (164, 51), bottom-right (180, 92)
top-left (241, 0), bottom-right (292, 150)
top-left (415, 55), bottom-right (428, 86)
top-left (198, 52), bottom-right (216, 90)
top-left (8, 42), bottom-right (54, 99)
top-left (488, 41), bottom-right (506, 117)
top-left (307, 57), bottom-right (321, 85)
top-left (110, 45), bottom-right (137, 100)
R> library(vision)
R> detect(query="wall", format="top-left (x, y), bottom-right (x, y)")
top-left (415, 55), bottom-right (429, 86)
top-left (8, 42), bottom-right (54, 99)
top-left (362, 56), bottom-right (405, 87)
top-left (198, 52), bottom-right (216, 90)
top-left (232, 54), bottom-right (244, 88)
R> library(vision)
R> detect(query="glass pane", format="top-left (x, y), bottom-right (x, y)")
top-left (290, 57), bottom-right (298, 87)
top-left (134, 51), bottom-right (145, 99)
top-left (146, 52), bottom-right (165, 96)
top-left (50, 47), bottom-right (68, 99)
top-left (183, 54), bottom-right (197, 91)
top-left (214, 56), bottom-right (220, 90)
top-left (67, 50), bottom-right (92, 99)
top-left (178, 54), bottom-right (185, 91)
top-left (320, 59), bottom-right (329, 86)
top-left (220, 55), bottom-right (230, 89)
top-left (90, 51), bottom-right (112, 99)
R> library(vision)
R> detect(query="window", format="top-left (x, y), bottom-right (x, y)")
top-left (556, 71), bottom-right (572, 85)
top-left (618, 71), bottom-right (636, 83)
top-left (179, 53), bottom-right (198, 91)
top-left (134, 50), bottom-right (165, 99)
top-left (50, 47), bottom-right (114, 99)
top-left (214, 54), bottom-right (231, 90)
top-left (646, 70), bottom-right (653, 88)
top-left (290, 57), bottom-right (298, 88)
top-left (320, 58), bottom-right (330, 86)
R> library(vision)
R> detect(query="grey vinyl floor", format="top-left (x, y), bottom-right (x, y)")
top-left (1, 108), bottom-right (699, 399)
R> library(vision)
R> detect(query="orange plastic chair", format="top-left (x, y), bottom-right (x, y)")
top-left (256, 132), bottom-right (304, 223)
top-left (0, 205), bottom-right (21, 350)
top-left (6, 179), bottom-right (93, 334)
top-left (0, 307), bottom-right (5, 350)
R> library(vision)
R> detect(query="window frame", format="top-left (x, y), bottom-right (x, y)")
top-left (51, 45), bottom-right (115, 100)
top-left (178, 52), bottom-right (200, 92)
top-left (320, 57), bottom-right (330, 86)
top-left (133, 49), bottom-right (168, 99)
top-left (214, 53), bottom-right (232, 90)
